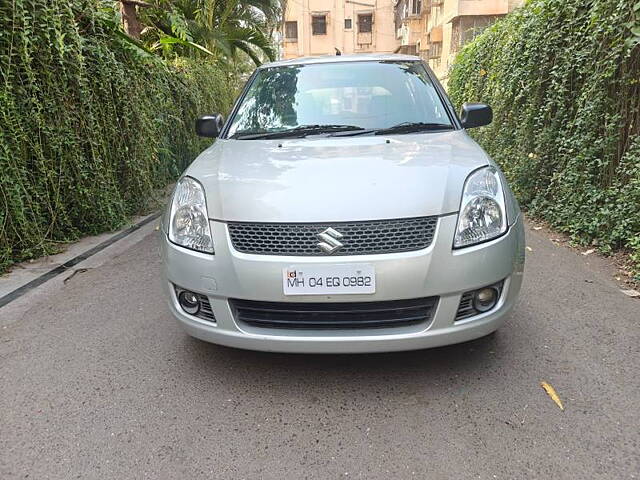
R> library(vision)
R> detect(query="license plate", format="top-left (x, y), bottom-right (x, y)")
top-left (283, 264), bottom-right (376, 295)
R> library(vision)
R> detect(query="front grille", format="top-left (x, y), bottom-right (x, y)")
top-left (227, 216), bottom-right (438, 256)
top-left (230, 297), bottom-right (438, 329)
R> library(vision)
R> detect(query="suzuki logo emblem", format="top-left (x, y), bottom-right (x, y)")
top-left (316, 227), bottom-right (344, 254)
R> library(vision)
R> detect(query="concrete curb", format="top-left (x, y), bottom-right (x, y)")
top-left (0, 212), bottom-right (161, 309)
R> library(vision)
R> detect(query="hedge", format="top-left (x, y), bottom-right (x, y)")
top-left (448, 0), bottom-right (640, 273)
top-left (0, 0), bottom-right (237, 272)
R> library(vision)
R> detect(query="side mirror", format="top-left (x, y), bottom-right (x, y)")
top-left (460, 103), bottom-right (492, 129)
top-left (196, 114), bottom-right (224, 138)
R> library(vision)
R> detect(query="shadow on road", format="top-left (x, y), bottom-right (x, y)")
top-left (180, 332), bottom-right (503, 389)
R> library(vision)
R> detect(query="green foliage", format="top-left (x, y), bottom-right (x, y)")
top-left (140, 0), bottom-right (280, 65)
top-left (0, 0), bottom-right (237, 272)
top-left (448, 0), bottom-right (640, 272)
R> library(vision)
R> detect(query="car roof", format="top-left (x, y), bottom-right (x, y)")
top-left (259, 53), bottom-right (421, 69)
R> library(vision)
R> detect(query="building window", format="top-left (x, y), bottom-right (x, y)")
top-left (452, 15), bottom-right (500, 52)
top-left (405, 44), bottom-right (418, 55)
top-left (312, 15), bottom-right (327, 35)
top-left (358, 14), bottom-right (372, 33)
top-left (344, 18), bottom-right (352, 29)
top-left (411, 0), bottom-right (422, 15)
top-left (429, 41), bottom-right (442, 59)
top-left (430, 2), bottom-right (444, 24)
top-left (284, 21), bottom-right (298, 41)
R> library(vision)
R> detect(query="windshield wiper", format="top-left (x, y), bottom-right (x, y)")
top-left (232, 124), bottom-right (365, 140)
top-left (328, 122), bottom-right (454, 137)
top-left (373, 122), bottom-right (454, 135)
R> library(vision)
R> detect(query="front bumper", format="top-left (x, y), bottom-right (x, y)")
top-left (160, 214), bottom-right (525, 353)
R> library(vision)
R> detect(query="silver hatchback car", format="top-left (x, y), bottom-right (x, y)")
top-left (160, 54), bottom-right (525, 353)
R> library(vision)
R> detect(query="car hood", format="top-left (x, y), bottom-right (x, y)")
top-left (186, 131), bottom-right (490, 223)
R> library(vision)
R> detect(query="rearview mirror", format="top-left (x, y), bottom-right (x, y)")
top-left (196, 114), bottom-right (224, 138)
top-left (460, 103), bottom-right (492, 129)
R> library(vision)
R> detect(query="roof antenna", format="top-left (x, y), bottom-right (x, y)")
top-left (335, 48), bottom-right (341, 56)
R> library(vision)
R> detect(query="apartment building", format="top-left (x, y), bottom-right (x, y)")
top-left (395, 0), bottom-right (522, 82)
top-left (279, 0), bottom-right (400, 59)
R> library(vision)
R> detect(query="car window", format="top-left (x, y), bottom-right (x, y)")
top-left (225, 61), bottom-right (452, 138)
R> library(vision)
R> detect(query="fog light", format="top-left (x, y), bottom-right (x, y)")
top-left (473, 287), bottom-right (498, 312)
top-left (178, 290), bottom-right (200, 315)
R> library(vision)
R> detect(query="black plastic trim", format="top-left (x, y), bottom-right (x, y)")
top-left (231, 297), bottom-right (439, 330)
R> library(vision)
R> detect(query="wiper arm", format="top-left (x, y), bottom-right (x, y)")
top-left (329, 128), bottom-right (377, 137)
top-left (232, 124), bottom-right (365, 140)
top-left (373, 122), bottom-right (454, 135)
top-left (329, 122), bottom-right (454, 137)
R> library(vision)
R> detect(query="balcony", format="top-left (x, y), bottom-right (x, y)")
top-left (449, 0), bottom-right (510, 21)
top-left (357, 31), bottom-right (373, 46)
top-left (428, 41), bottom-right (442, 59)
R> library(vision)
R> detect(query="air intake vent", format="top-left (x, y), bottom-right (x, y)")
top-left (195, 294), bottom-right (215, 322)
top-left (230, 297), bottom-right (438, 329)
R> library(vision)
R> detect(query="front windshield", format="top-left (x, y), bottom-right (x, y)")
top-left (225, 61), bottom-right (453, 138)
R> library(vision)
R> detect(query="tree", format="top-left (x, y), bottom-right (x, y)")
top-left (130, 0), bottom-right (281, 65)
top-left (118, 0), bottom-right (153, 39)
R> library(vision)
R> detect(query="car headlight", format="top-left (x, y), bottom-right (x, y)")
top-left (168, 176), bottom-right (214, 253)
top-left (454, 166), bottom-right (507, 248)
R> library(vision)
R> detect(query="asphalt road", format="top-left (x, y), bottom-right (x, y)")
top-left (1, 223), bottom-right (639, 479)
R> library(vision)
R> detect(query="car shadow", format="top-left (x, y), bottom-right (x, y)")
top-left (181, 331), bottom-right (503, 386)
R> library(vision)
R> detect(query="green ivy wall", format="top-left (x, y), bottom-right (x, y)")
top-left (448, 0), bottom-right (640, 272)
top-left (0, 0), bottom-right (237, 272)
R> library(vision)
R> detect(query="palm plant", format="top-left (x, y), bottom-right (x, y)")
top-left (138, 0), bottom-right (280, 65)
